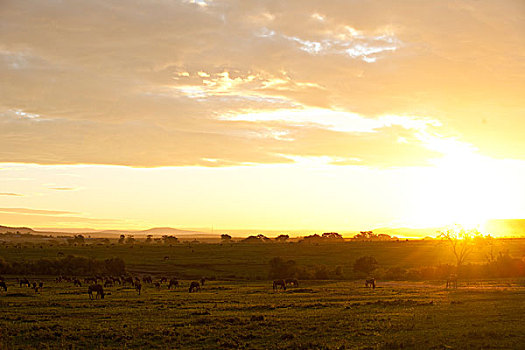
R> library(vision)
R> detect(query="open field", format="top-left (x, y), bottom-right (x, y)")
top-left (1, 278), bottom-right (524, 349)
top-left (1, 240), bottom-right (524, 280)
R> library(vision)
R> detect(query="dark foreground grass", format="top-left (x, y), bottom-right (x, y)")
top-left (1, 279), bottom-right (524, 349)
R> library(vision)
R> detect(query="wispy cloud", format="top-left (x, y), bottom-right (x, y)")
top-left (0, 193), bottom-right (23, 196)
top-left (0, 207), bottom-right (77, 215)
top-left (48, 187), bottom-right (77, 191)
top-left (0, 0), bottom-right (523, 167)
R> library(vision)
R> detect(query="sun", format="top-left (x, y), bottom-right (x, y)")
top-left (404, 138), bottom-right (513, 233)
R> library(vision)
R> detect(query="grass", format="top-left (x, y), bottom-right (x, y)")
top-left (1, 239), bottom-right (524, 279)
top-left (1, 279), bottom-right (524, 349)
top-left (1, 241), bottom-right (524, 348)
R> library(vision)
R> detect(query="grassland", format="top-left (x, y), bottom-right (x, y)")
top-left (1, 240), bottom-right (524, 349)
top-left (1, 279), bottom-right (524, 349)
top-left (1, 239), bottom-right (524, 279)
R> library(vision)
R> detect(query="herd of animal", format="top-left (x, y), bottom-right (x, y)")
top-left (0, 274), bottom-right (459, 299)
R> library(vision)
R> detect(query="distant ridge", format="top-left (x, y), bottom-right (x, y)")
top-left (0, 225), bottom-right (36, 234)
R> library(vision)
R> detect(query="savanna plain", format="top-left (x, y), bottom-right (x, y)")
top-left (1, 240), bottom-right (524, 349)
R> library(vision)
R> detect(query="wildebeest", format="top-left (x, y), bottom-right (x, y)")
top-left (0, 281), bottom-right (7, 292)
top-left (168, 279), bottom-right (179, 289)
top-left (365, 278), bottom-right (376, 289)
top-left (154, 282), bottom-right (161, 290)
top-left (273, 279), bottom-right (286, 291)
top-left (19, 278), bottom-right (30, 287)
top-left (142, 276), bottom-right (152, 284)
top-left (160, 277), bottom-right (168, 283)
top-left (189, 281), bottom-right (200, 293)
top-left (104, 279), bottom-right (113, 288)
top-left (200, 277), bottom-right (206, 286)
top-left (123, 276), bottom-right (134, 285)
top-left (285, 278), bottom-right (299, 287)
top-left (446, 274), bottom-right (458, 289)
top-left (135, 281), bottom-right (142, 295)
top-left (88, 284), bottom-right (105, 299)
top-left (73, 278), bottom-right (82, 287)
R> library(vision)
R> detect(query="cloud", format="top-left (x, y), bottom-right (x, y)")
top-left (0, 207), bottom-right (77, 215)
top-left (0, 0), bottom-right (523, 167)
top-left (0, 193), bottom-right (23, 196)
top-left (48, 187), bottom-right (77, 191)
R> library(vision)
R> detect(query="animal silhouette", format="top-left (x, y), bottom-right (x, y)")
top-left (189, 281), bottom-right (200, 293)
top-left (365, 278), bottom-right (376, 289)
top-left (88, 284), bottom-right (105, 299)
top-left (273, 279), bottom-right (286, 291)
top-left (285, 278), bottom-right (299, 287)
top-left (446, 274), bottom-right (458, 289)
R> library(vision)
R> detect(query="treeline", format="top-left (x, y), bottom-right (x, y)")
top-left (268, 252), bottom-right (525, 281)
top-left (377, 252), bottom-right (525, 280)
top-left (0, 255), bottom-right (125, 276)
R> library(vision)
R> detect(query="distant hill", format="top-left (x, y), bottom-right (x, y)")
top-left (0, 225), bottom-right (36, 234)
top-left (97, 227), bottom-right (208, 236)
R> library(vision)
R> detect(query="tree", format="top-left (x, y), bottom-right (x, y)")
top-left (275, 234), bottom-right (289, 242)
top-left (145, 235), bottom-right (153, 244)
top-left (125, 235), bottom-right (135, 244)
top-left (268, 257), bottom-right (297, 279)
top-left (118, 235), bottom-right (125, 244)
top-left (162, 235), bottom-right (179, 245)
top-left (353, 256), bottom-right (378, 276)
top-left (221, 234), bottom-right (232, 243)
top-left (322, 232), bottom-right (344, 241)
top-left (439, 227), bottom-right (482, 269)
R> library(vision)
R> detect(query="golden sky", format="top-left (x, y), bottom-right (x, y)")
top-left (1, 0), bottom-right (524, 234)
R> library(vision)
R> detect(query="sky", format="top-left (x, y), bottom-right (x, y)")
top-left (1, 0), bottom-right (524, 235)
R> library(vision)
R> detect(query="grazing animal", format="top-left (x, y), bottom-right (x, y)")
top-left (123, 276), bottom-right (134, 285)
top-left (0, 281), bottom-right (7, 292)
top-left (104, 279), bottom-right (113, 287)
top-left (135, 281), bottom-right (142, 295)
top-left (73, 278), bottom-right (82, 287)
top-left (273, 279), bottom-right (286, 291)
top-left (365, 278), bottom-right (376, 289)
top-left (39, 282), bottom-right (44, 290)
top-left (168, 279), bottom-right (179, 289)
top-left (88, 284), bottom-right (105, 299)
top-left (163, 256), bottom-right (169, 260)
top-left (160, 277), bottom-right (168, 283)
top-left (285, 278), bottom-right (299, 287)
top-left (154, 282), bottom-right (161, 290)
top-left (189, 281), bottom-right (200, 293)
top-left (200, 277), bottom-right (206, 286)
top-left (446, 274), bottom-right (458, 289)
top-left (142, 276), bottom-right (152, 284)
top-left (19, 278), bottom-right (30, 287)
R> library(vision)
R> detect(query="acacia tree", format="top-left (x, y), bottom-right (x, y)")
top-left (439, 227), bottom-right (482, 270)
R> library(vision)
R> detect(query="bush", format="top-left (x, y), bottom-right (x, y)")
top-left (353, 256), bottom-right (378, 276)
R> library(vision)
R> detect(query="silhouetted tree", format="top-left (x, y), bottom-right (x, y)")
top-left (439, 227), bottom-right (482, 269)
top-left (162, 235), bottom-right (179, 244)
top-left (221, 234), bottom-right (232, 243)
top-left (322, 232), bottom-right (344, 241)
top-left (145, 235), bottom-right (153, 244)
top-left (118, 235), bottom-right (125, 244)
top-left (269, 257), bottom-right (297, 279)
top-left (353, 256), bottom-right (378, 275)
top-left (125, 235), bottom-right (135, 244)
top-left (275, 234), bottom-right (289, 242)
